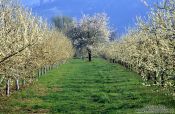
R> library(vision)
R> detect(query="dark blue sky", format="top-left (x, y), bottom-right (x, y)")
top-left (22, 0), bottom-right (159, 34)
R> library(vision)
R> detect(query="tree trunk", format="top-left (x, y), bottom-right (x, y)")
top-left (49, 65), bottom-right (51, 70)
top-left (6, 79), bottom-right (10, 96)
top-left (44, 66), bottom-right (47, 74)
top-left (38, 69), bottom-right (40, 77)
top-left (22, 79), bottom-right (26, 87)
top-left (153, 71), bottom-right (157, 85)
top-left (160, 71), bottom-right (165, 87)
top-left (41, 67), bottom-right (44, 75)
top-left (40, 68), bottom-right (43, 76)
top-left (88, 51), bottom-right (91, 62)
top-left (16, 79), bottom-right (20, 91)
top-left (112, 59), bottom-right (115, 63)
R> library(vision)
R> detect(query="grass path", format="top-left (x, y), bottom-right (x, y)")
top-left (0, 59), bottom-right (175, 113)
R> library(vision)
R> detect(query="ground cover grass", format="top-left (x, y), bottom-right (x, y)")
top-left (0, 58), bottom-right (174, 113)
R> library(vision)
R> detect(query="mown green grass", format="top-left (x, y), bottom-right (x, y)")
top-left (0, 58), bottom-right (175, 114)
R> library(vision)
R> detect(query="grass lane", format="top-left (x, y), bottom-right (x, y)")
top-left (0, 59), bottom-right (175, 113)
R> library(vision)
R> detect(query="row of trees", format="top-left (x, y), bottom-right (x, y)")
top-left (98, 0), bottom-right (175, 91)
top-left (0, 0), bottom-right (74, 96)
top-left (52, 13), bottom-right (112, 60)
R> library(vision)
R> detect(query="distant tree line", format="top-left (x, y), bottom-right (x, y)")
top-left (52, 13), bottom-right (113, 61)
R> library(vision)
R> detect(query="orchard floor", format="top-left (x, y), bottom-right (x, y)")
top-left (0, 59), bottom-right (175, 114)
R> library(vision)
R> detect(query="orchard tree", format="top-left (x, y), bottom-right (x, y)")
top-left (67, 13), bottom-right (111, 61)
top-left (98, 0), bottom-right (175, 92)
top-left (0, 0), bottom-right (74, 96)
